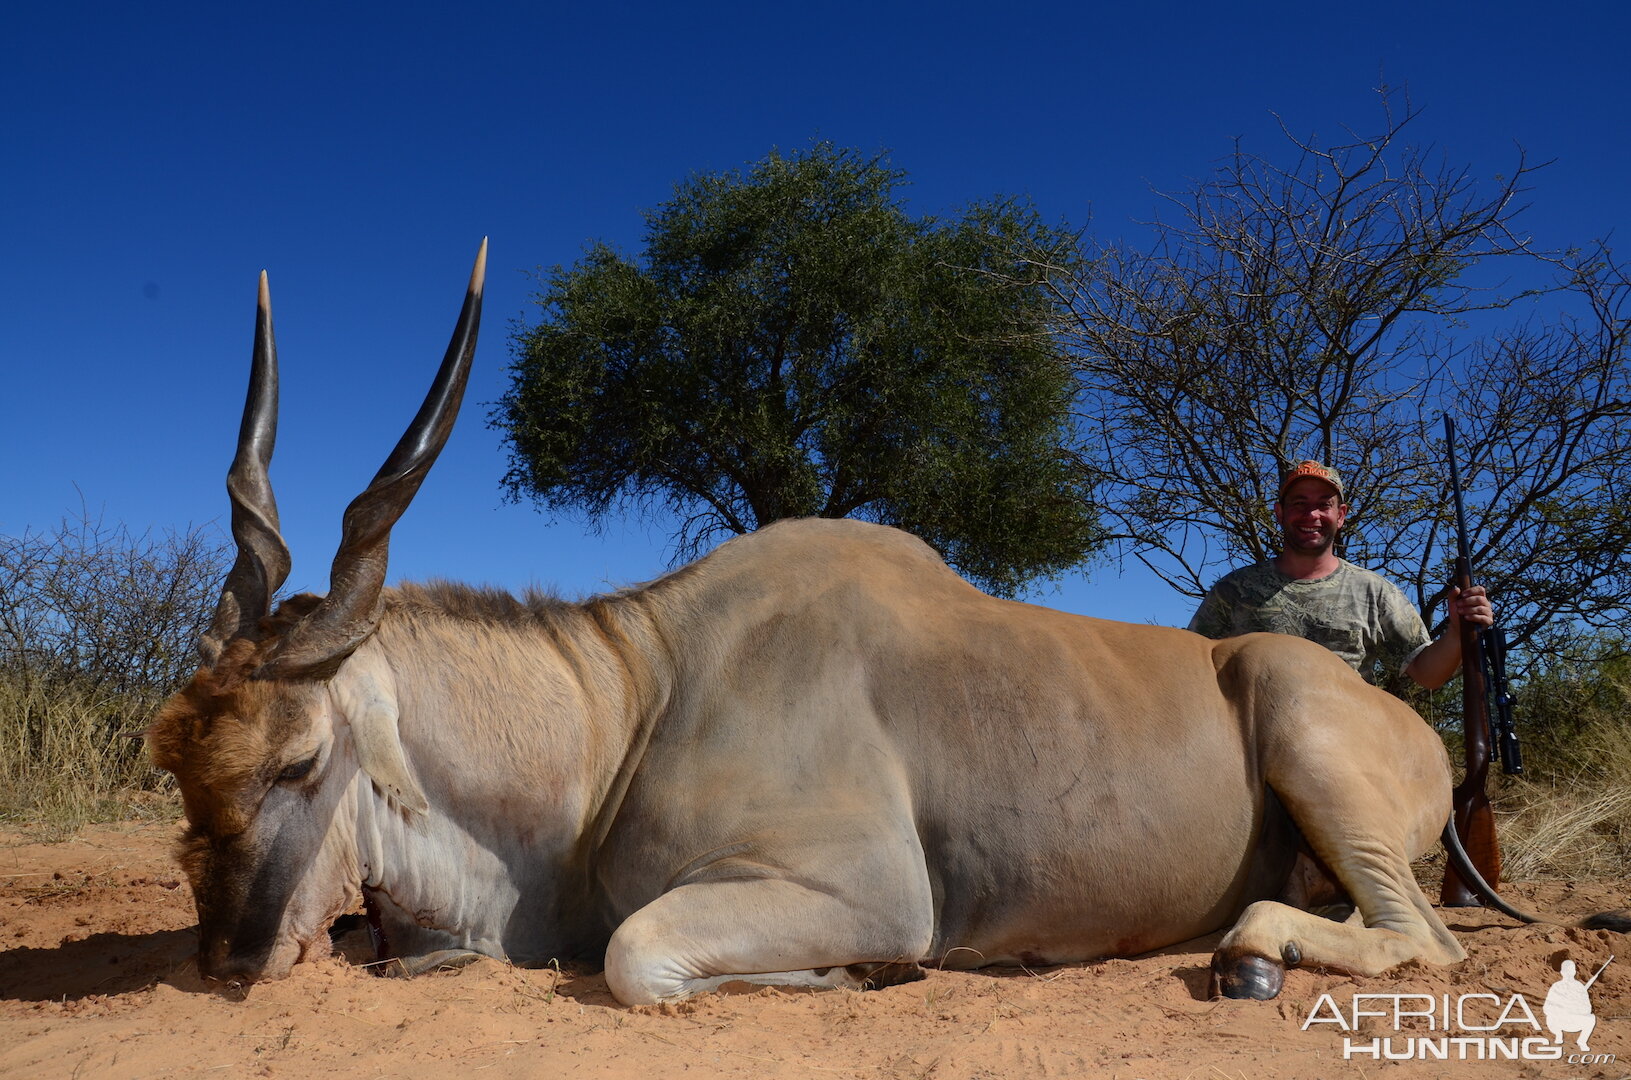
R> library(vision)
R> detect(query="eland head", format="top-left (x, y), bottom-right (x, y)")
top-left (147, 242), bottom-right (486, 984)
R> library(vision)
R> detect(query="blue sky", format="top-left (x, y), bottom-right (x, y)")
top-left (3, 2), bottom-right (1626, 629)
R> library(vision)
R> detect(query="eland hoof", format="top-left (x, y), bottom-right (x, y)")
top-left (1209, 951), bottom-right (1285, 1000)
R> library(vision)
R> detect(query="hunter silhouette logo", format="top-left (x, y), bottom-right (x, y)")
top-left (1301, 955), bottom-right (1616, 1063)
top-left (1544, 957), bottom-right (1611, 1052)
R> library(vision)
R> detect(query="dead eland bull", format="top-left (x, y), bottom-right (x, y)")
top-left (148, 243), bottom-right (1621, 1005)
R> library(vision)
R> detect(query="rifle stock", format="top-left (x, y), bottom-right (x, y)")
top-left (1442, 553), bottom-right (1502, 905)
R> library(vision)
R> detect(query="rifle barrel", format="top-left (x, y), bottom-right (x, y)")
top-left (1445, 415), bottom-right (1473, 570)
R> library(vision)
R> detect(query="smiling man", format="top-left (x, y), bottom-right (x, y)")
top-left (1189, 461), bottom-right (1492, 690)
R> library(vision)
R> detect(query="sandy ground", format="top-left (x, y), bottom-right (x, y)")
top-left (3, 822), bottom-right (1629, 1079)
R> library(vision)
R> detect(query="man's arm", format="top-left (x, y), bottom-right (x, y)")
top-left (1406, 585), bottom-right (1494, 690)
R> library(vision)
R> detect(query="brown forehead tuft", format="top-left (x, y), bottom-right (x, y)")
top-left (147, 646), bottom-right (325, 834)
top-left (146, 592), bottom-right (328, 765)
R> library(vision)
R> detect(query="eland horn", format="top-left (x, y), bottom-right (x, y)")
top-left (200, 271), bottom-right (293, 664)
top-left (255, 239), bottom-right (487, 679)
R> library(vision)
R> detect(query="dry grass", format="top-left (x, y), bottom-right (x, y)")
top-left (1491, 655), bottom-right (1631, 881)
top-left (1497, 712), bottom-right (1631, 881)
top-left (0, 674), bottom-right (178, 834)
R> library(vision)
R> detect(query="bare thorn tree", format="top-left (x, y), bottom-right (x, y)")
top-left (1429, 245), bottom-right (1631, 662)
top-left (1042, 97), bottom-right (1630, 671)
top-left (0, 511), bottom-right (230, 726)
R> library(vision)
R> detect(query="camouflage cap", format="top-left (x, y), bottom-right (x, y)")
top-left (1278, 460), bottom-right (1344, 500)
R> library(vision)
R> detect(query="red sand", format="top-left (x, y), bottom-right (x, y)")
top-left (3, 822), bottom-right (1628, 1079)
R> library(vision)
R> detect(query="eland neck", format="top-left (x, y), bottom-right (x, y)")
top-left (344, 582), bottom-right (670, 963)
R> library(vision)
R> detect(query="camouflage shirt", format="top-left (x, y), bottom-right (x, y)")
top-left (1188, 559), bottom-right (1431, 684)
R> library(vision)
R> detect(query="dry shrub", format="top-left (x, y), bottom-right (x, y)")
top-left (0, 512), bottom-right (223, 830)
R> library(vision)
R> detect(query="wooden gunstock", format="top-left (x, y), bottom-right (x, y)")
top-left (1442, 781), bottom-right (1502, 906)
top-left (1440, 562), bottom-right (1503, 906)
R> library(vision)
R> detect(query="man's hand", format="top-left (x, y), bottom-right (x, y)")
top-left (1446, 584), bottom-right (1495, 631)
top-left (1408, 585), bottom-right (1496, 690)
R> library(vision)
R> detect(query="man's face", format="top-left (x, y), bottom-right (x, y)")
top-left (1274, 477), bottom-right (1348, 556)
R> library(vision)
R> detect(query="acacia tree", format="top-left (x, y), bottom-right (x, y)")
top-left (1040, 101), bottom-right (1631, 668)
top-left (494, 143), bottom-right (1100, 596)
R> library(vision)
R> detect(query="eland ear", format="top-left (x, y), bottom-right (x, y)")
top-left (329, 654), bottom-right (429, 815)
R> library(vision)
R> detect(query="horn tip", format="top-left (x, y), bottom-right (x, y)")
top-left (470, 239), bottom-right (487, 293)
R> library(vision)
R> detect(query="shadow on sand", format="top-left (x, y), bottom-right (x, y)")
top-left (0, 927), bottom-right (204, 1002)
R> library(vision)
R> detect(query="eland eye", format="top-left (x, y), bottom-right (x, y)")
top-left (277, 756), bottom-right (317, 783)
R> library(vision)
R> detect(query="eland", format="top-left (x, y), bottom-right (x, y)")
top-left (148, 242), bottom-right (1623, 1005)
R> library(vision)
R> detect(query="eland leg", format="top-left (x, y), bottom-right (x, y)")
top-left (1211, 786), bottom-right (1463, 998)
top-left (1213, 806), bottom-right (1465, 998)
top-left (1211, 641), bottom-right (1465, 998)
top-left (603, 847), bottom-right (933, 1005)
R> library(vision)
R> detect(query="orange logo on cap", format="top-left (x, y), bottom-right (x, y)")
top-left (1280, 461), bottom-right (1344, 499)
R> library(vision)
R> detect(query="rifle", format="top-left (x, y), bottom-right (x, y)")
top-left (1440, 414), bottom-right (1523, 907)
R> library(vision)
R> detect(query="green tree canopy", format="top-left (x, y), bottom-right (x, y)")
top-left (494, 143), bottom-right (1100, 596)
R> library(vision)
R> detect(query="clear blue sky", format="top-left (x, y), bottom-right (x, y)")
top-left (3, 2), bottom-right (1626, 628)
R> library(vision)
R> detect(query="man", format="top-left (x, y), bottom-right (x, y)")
top-left (1190, 461), bottom-right (1492, 691)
